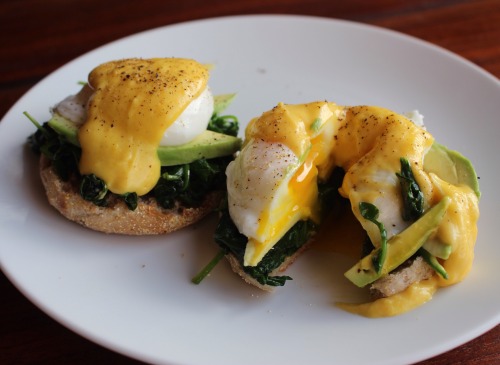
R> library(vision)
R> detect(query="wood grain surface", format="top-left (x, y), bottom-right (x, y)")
top-left (1, 1), bottom-right (498, 364)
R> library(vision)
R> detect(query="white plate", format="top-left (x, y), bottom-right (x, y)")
top-left (0, 15), bottom-right (499, 365)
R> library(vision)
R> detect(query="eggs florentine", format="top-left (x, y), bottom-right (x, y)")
top-left (225, 101), bottom-right (479, 317)
top-left (55, 58), bottom-right (214, 196)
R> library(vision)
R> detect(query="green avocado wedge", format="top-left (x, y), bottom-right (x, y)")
top-left (48, 113), bottom-right (80, 146)
top-left (213, 94), bottom-right (237, 116)
top-left (424, 143), bottom-right (480, 198)
top-left (421, 237), bottom-right (452, 260)
top-left (344, 196), bottom-right (451, 288)
top-left (157, 130), bottom-right (241, 166)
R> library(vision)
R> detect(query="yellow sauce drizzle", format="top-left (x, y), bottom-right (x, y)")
top-left (78, 58), bottom-right (209, 195)
top-left (337, 277), bottom-right (438, 318)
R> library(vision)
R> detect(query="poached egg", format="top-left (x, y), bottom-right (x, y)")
top-left (54, 58), bottom-right (214, 196)
top-left (226, 102), bottom-right (342, 266)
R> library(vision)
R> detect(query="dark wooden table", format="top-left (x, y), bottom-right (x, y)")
top-left (1, 1), bottom-right (498, 364)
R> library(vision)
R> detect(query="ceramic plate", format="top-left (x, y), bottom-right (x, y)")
top-left (1, 15), bottom-right (499, 365)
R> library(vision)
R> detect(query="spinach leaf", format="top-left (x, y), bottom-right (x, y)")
top-left (359, 202), bottom-right (387, 274)
top-left (207, 113), bottom-right (239, 136)
top-left (191, 249), bottom-right (226, 284)
top-left (153, 156), bottom-right (231, 209)
top-left (51, 144), bottom-right (81, 181)
top-left (80, 174), bottom-right (108, 206)
top-left (418, 248), bottom-right (448, 279)
top-left (213, 206), bottom-right (316, 287)
top-left (242, 219), bottom-right (317, 286)
top-left (396, 157), bottom-right (424, 221)
top-left (27, 119), bottom-right (81, 181)
top-left (26, 117), bottom-right (53, 155)
top-left (396, 157), bottom-right (449, 279)
top-left (121, 192), bottom-right (138, 211)
top-left (154, 165), bottom-right (189, 209)
top-left (213, 206), bottom-right (247, 258)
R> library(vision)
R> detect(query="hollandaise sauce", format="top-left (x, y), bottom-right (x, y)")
top-left (337, 277), bottom-right (439, 317)
top-left (327, 106), bottom-right (479, 317)
top-left (78, 58), bottom-right (209, 195)
top-left (229, 101), bottom-right (479, 317)
top-left (240, 102), bottom-right (343, 266)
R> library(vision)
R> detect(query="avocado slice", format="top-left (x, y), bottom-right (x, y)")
top-left (344, 196), bottom-right (451, 287)
top-left (422, 237), bottom-right (452, 260)
top-left (424, 143), bottom-right (480, 198)
top-left (48, 111), bottom-right (241, 167)
top-left (213, 94), bottom-right (236, 115)
top-left (158, 130), bottom-right (241, 166)
top-left (48, 113), bottom-right (79, 146)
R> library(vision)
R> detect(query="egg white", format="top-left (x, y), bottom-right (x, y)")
top-left (53, 84), bottom-right (93, 126)
top-left (226, 139), bottom-right (300, 242)
top-left (159, 87), bottom-right (214, 146)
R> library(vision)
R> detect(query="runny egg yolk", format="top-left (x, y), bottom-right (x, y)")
top-left (227, 102), bottom-right (343, 267)
top-left (78, 58), bottom-right (209, 196)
